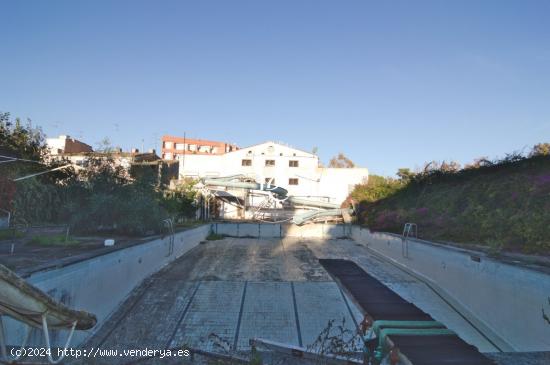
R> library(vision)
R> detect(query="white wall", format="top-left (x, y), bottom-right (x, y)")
top-left (45, 136), bottom-right (67, 155)
top-left (180, 141), bottom-right (368, 205)
top-left (318, 168), bottom-right (369, 204)
top-left (179, 154), bottom-right (224, 178)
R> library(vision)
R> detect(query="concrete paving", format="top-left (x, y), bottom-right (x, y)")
top-left (293, 281), bottom-right (362, 350)
top-left (170, 281), bottom-right (244, 351)
top-left (236, 281), bottom-right (299, 350)
top-left (83, 237), bottom-right (523, 364)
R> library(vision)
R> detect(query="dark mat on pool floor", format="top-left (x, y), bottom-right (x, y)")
top-left (319, 259), bottom-right (433, 321)
top-left (319, 259), bottom-right (495, 365)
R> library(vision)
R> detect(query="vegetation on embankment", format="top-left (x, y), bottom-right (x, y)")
top-left (349, 145), bottom-right (550, 255)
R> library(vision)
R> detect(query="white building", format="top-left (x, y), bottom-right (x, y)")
top-left (46, 135), bottom-right (93, 156)
top-left (179, 142), bottom-right (368, 214)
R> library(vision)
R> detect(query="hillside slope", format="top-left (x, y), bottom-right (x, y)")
top-left (355, 155), bottom-right (550, 255)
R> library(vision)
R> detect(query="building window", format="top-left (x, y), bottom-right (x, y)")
top-left (242, 159), bottom-right (252, 166)
top-left (289, 160), bottom-right (299, 167)
top-left (289, 178), bottom-right (299, 185)
top-left (265, 160), bottom-right (275, 166)
top-left (265, 178), bottom-right (275, 185)
top-left (164, 141), bottom-right (174, 148)
top-left (175, 143), bottom-right (184, 150)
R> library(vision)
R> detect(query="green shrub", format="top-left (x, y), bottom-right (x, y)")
top-left (29, 234), bottom-right (79, 246)
top-left (0, 229), bottom-right (24, 241)
top-left (350, 175), bottom-right (404, 204)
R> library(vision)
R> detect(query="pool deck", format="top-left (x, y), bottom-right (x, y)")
top-left (78, 236), bottom-right (544, 364)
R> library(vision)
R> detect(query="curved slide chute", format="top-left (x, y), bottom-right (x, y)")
top-left (201, 175), bottom-right (353, 225)
top-left (0, 264), bottom-right (97, 364)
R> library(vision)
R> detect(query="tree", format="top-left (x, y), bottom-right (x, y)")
top-left (66, 155), bottom-right (166, 235)
top-left (95, 137), bottom-right (116, 153)
top-left (530, 143), bottom-right (550, 157)
top-left (0, 176), bottom-right (16, 212)
top-left (0, 112), bottom-right (46, 161)
top-left (350, 175), bottom-right (403, 203)
top-left (162, 178), bottom-right (198, 221)
top-left (464, 156), bottom-right (492, 169)
top-left (328, 153), bottom-right (355, 168)
top-left (440, 161), bottom-right (461, 173)
top-left (396, 168), bottom-right (415, 182)
top-left (1, 112), bottom-right (52, 218)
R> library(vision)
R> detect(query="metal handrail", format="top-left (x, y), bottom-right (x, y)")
top-left (401, 223), bottom-right (417, 258)
top-left (163, 218), bottom-right (175, 257)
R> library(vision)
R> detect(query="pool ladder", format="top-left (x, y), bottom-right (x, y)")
top-left (401, 223), bottom-right (417, 258)
top-left (163, 218), bottom-right (175, 257)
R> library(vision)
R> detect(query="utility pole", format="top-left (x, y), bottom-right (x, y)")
top-left (182, 132), bottom-right (186, 176)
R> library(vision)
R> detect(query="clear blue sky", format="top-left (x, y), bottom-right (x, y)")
top-left (1, 1), bottom-right (549, 176)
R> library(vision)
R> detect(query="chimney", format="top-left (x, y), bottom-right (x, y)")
top-left (148, 149), bottom-right (156, 154)
top-left (131, 148), bottom-right (139, 154)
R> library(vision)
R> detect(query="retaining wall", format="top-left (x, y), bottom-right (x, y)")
top-left (5, 225), bottom-right (210, 347)
top-left (351, 226), bottom-right (550, 351)
top-left (212, 222), bottom-right (351, 238)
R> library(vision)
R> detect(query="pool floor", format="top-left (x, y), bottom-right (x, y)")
top-left (84, 237), bottom-right (501, 364)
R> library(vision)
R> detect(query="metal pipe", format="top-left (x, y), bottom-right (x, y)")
top-left (203, 179), bottom-right (288, 198)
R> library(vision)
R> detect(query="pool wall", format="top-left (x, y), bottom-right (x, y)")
top-left (5, 225), bottom-right (210, 347)
top-left (212, 222), bottom-right (351, 238)
top-left (351, 225), bottom-right (550, 351)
